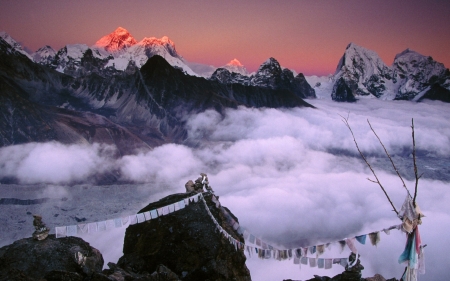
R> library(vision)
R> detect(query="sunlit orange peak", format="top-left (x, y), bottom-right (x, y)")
top-left (227, 58), bottom-right (244, 67)
top-left (95, 27), bottom-right (137, 52)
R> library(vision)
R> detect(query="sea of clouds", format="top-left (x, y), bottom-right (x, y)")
top-left (1, 98), bottom-right (449, 280)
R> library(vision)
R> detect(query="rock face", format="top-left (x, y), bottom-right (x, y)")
top-left (117, 192), bottom-right (251, 281)
top-left (211, 57), bottom-right (316, 99)
top-left (0, 235), bottom-right (104, 280)
top-left (331, 43), bottom-right (450, 102)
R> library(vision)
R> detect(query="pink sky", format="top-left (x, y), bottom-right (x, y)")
top-left (1, 0), bottom-right (449, 76)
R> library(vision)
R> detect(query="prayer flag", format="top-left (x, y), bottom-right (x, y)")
top-left (67, 225), bottom-right (77, 236)
top-left (317, 244), bottom-right (325, 256)
top-left (325, 259), bottom-right (332, 269)
top-left (163, 206), bottom-right (170, 215)
top-left (265, 249), bottom-right (271, 259)
top-left (346, 238), bottom-right (358, 254)
top-left (144, 211), bottom-right (151, 221)
top-left (97, 221), bottom-right (107, 231)
top-left (383, 228), bottom-right (391, 235)
top-left (121, 216), bottom-right (130, 226)
top-left (88, 222), bottom-right (97, 233)
top-left (174, 202), bottom-right (180, 212)
top-left (288, 249), bottom-right (293, 259)
top-left (184, 198), bottom-right (190, 206)
top-left (78, 223), bottom-right (88, 234)
top-left (309, 246), bottom-right (316, 254)
top-left (309, 258), bottom-right (317, 267)
top-left (318, 258), bottom-right (325, 268)
top-left (356, 234), bottom-right (367, 245)
top-left (340, 258), bottom-right (348, 267)
top-left (129, 215), bottom-right (137, 225)
top-left (178, 200), bottom-right (185, 209)
top-left (55, 226), bottom-right (67, 238)
top-left (369, 232), bottom-right (381, 246)
top-left (106, 219), bottom-right (115, 230)
top-left (114, 218), bottom-right (122, 228)
top-left (137, 213), bottom-right (145, 223)
top-left (249, 234), bottom-right (256, 244)
top-left (333, 258), bottom-right (341, 264)
top-left (262, 242), bottom-right (268, 249)
top-left (194, 194), bottom-right (199, 202)
top-left (157, 208), bottom-right (164, 217)
top-left (237, 226), bottom-right (243, 235)
top-left (294, 256), bottom-right (300, 264)
top-left (256, 238), bottom-right (262, 246)
top-left (339, 240), bottom-right (346, 253)
top-left (301, 257), bottom-right (308, 265)
top-left (150, 210), bottom-right (158, 219)
top-left (295, 248), bottom-right (302, 258)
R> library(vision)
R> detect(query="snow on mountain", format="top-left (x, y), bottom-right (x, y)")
top-left (331, 42), bottom-right (450, 102)
top-left (32, 45), bottom-right (56, 66)
top-left (0, 31), bottom-right (33, 60)
top-left (124, 36), bottom-right (197, 76)
top-left (393, 48), bottom-right (450, 100)
top-left (305, 75), bottom-right (334, 99)
top-left (93, 27), bottom-right (137, 55)
top-left (221, 59), bottom-right (249, 76)
top-left (53, 44), bottom-right (89, 73)
top-left (333, 42), bottom-right (396, 99)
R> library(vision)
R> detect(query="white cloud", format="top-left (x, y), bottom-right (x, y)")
top-left (1, 98), bottom-right (449, 280)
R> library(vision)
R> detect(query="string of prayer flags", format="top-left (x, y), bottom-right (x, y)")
top-left (55, 193), bottom-right (202, 239)
top-left (369, 232), bottom-right (381, 246)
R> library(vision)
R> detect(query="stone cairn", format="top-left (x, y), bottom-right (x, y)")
top-left (342, 252), bottom-right (364, 281)
top-left (185, 173), bottom-right (215, 194)
top-left (32, 214), bottom-right (50, 240)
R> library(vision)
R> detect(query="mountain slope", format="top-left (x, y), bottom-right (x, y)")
top-left (331, 43), bottom-right (450, 102)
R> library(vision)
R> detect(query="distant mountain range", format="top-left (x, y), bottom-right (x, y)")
top-left (0, 28), bottom-right (313, 156)
top-left (0, 27), bottom-right (449, 155)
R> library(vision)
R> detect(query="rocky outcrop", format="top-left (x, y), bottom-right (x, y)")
top-left (331, 43), bottom-right (450, 102)
top-left (211, 57), bottom-right (316, 99)
top-left (0, 235), bottom-right (104, 280)
top-left (117, 192), bottom-right (251, 281)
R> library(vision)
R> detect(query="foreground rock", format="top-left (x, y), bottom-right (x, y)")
top-left (117, 191), bottom-right (251, 281)
top-left (0, 235), bottom-right (103, 280)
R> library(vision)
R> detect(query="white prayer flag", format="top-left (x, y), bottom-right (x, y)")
top-left (157, 208), bottom-right (164, 217)
top-left (137, 213), bottom-right (145, 223)
top-left (97, 221), bottom-right (107, 231)
top-left (88, 222), bottom-right (97, 233)
top-left (114, 218), bottom-right (122, 228)
top-left (78, 224), bottom-right (88, 234)
top-left (121, 216), bottom-right (130, 226)
top-left (144, 211), bottom-right (151, 221)
top-left (150, 210), bottom-right (158, 219)
top-left (106, 220), bottom-right (115, 230)
top-left (163, 206), bottom-right (170, 215)
top-left (55, 226), bottom-right (67, 238)
top-left (129, 215), bottom-right (137, 225)
top-left (67, 225), bottom-right (77, 236)
top-left (174, 202), bottom-right (180, 211)
top-left (184, 198), bottom-right (190, 206)
top-left (178, 200), bottom-right (185, 209)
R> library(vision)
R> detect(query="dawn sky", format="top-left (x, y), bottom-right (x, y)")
top-left (1, 0), bottom-right (449, 76)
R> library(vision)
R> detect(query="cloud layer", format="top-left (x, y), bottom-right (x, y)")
top-left (1, 98), bottom-right (449, 280)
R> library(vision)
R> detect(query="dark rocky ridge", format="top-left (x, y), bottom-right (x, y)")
top-left (118, 192), bottom-right (251, 281)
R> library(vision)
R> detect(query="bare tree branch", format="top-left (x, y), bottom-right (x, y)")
top-left (340, 114), bottom-right (399, 214)
top-left (412, 118), bottom-right (420, 207)
top-left (367, 119), bottom-right (412, 198)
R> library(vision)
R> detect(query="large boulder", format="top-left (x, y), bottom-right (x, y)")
top-left (0, 235), bottom-right (103, 280)
top-left (117, 192), bottom-right (251, 281)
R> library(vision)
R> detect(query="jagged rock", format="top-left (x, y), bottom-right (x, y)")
top-left (117, 192), bottom-right (251, 281)
top-left (0, 234), bottom-right (103, 280)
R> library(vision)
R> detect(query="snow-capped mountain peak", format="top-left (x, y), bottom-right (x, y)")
top-left (94, 27), bottom-right (137, 54)
top-left (0, 31), bottom-right (33, 60)
top-left (221, 58), bottom-right (249, 76)
top-left (32, 45), bottom-right (56, 65)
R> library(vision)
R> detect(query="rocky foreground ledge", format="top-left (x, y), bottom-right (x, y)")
top-left (0, 191), bottom-right (250, 281)
top-left (1, 187), bottom-right (399, 281)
